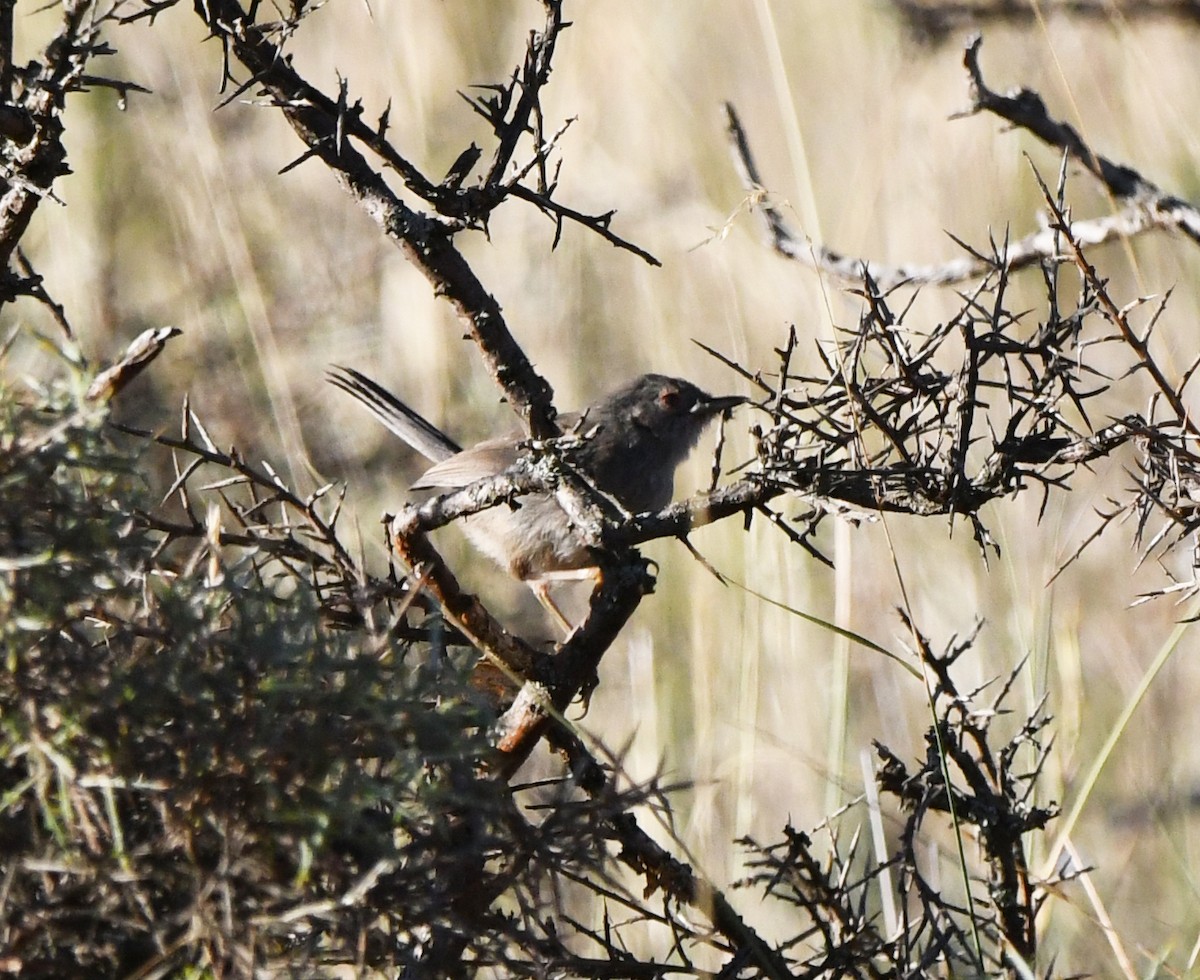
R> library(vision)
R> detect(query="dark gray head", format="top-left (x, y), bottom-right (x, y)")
top-left (576, 374), bottom-right (746, 513)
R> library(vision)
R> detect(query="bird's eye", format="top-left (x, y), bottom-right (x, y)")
top-left (659, 388), bottom-right (682, 411)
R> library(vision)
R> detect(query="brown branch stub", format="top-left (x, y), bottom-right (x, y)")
top-left (86, 326), bottom-right (182, 404)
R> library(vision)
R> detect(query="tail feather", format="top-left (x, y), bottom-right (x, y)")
top-left (327, 366), bottom-right (460, 463)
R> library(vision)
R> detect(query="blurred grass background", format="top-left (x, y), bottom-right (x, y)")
top-left (9, 0), bottom-right (1200, 972)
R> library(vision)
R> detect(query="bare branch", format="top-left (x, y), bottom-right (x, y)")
top-left (725, 34), bottom-right (1200, 289)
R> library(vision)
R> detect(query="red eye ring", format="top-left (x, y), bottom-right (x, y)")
top-left (659, 388), bottom-right (682, 410)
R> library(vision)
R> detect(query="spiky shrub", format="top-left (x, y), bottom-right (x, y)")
top-left (0, 363), bottom-right (580, 975)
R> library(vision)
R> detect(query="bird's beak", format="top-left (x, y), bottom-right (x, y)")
top-left (691, 393), bottom-right (748, 416)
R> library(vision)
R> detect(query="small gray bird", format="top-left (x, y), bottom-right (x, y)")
top-left (329, 367), bottom-right (745, 628)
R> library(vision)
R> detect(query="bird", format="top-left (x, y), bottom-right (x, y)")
top-left (328, 366), bottom-right (746, 629)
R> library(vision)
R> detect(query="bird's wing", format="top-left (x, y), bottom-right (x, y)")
top-left (413, 410), bottom-right (590, 489)
top-left (412, 438), bottom-right (522, 489)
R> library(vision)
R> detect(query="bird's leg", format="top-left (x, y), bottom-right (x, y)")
top-left (528, 566), bottom-right (605, 636)
top-left (527, 567), bottom-right (605, 718)
top-left (529, 579), bottom-right (575, 636)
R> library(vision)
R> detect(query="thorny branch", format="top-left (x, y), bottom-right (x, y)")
top-left (876, 618), bottom-right (1058, 971)
top-left (187, 0), bottom-right (658, 442)
top-left (8, 346), bottom-right (1068, 974)
top-left (726, 34), bottom-right (1200, 289)
top-left (112, 404), bottom-right (403, 630)
top-left (718, 32), bottom-right (1200, 599)
top-left (723, 619), bottom-right (1057, 977)
top-left (175, 0), bottom-right (1200, 842)
top-left (958, 34), bottom-right (1200, 244)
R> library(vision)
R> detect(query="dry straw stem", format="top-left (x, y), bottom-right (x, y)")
top-left (727, 34), bottom-right (1200, 290)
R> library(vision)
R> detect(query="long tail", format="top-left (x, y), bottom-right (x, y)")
top-left (327, 366), bottom-right (460, 463)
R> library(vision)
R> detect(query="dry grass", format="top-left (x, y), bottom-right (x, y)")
top-left (7, 1), bottom-right (1200, 974)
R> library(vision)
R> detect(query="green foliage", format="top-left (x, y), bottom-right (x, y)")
top-left (0, 361), bottom-right (524, 975)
